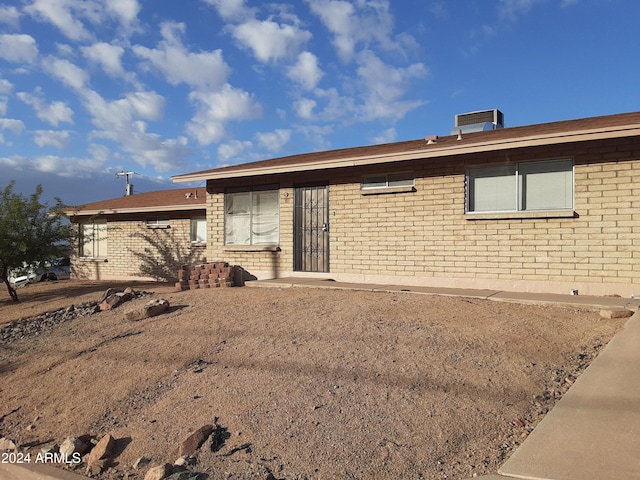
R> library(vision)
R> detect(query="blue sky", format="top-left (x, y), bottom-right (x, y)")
top-left (1, 0), bottom-right (638, 206)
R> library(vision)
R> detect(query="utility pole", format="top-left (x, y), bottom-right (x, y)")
top-left (116, 171), bottom-right (138, 196)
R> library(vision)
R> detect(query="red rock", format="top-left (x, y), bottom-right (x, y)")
top-left (176, 425), bottom-right (214, 457)
top-left (86, 433), bottom-right (115, 466)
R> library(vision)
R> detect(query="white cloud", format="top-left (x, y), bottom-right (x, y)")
top-left (104, 0), bottom-right (141, 29)
top-left (29, 154), bottom-right (105, 177)
top-left (87, 143), bottom-right (110, 163)
top-left (25, 0), bottom-right (141, 42)
top-left (42, 57), bottom-right (89, 91)
top-left (306, 0), bottom-right (404, 62)
top-left (0, 34), bottom-right (38, 63)
top-left (80, 89), bottom-right (189, 172)
top-left (293, 97), bottom-right (317, 120)
top-left (16, 89), bottom-right (75, 126)
top-left (0, 118), bottom-right (26, 134)
top-left (0, 97), bottom-right (6, 116)
top-left (296, 123), bottom-right (333, 151)
top-left (217, 139), bottom-right (253, 163)
top-left (125, 121), bottom-right (190, 172)
top-left (356, 50), bottom-right (427, 121)
top-left (203, 0), bottom-right (254, 22)
top-left (0, 78), bottom-right (13, 95)
top-left (81, 42), bottom-right (127, 78)
top-left (371, 127), bottom-right (396, 144)
top-left (25, 0), bottom-right (92, 41)
top-left (133, 21), bottom-right (230, 90)
top-left (0, 155), bottom-right (23, 168)
top-left (230, 18), bottom-right (312, 63)
top-left (498, 0), bottom-right (542, 21)
top-left (186, 84), bottom-right (262, 145)
top-left (306, 0), bottom-right (355, 61)
top-left (287, 51), bottom-right (323, 90)
top-left (33, 129), bottom-right (71, 149)
top-left (124, 91), bottom-right (165, 121)
top-left (0, 5), bottom-right (20, 28)
top-left (255, 129), bottom-right (291, 151)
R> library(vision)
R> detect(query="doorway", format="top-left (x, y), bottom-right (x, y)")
top-left (293, 185), bottom-right (329, 272)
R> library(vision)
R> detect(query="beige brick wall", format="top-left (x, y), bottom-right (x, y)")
top-left (73, 214), bottom-right (207, 281)
top-left (205, 137), bottom-right (640, 296)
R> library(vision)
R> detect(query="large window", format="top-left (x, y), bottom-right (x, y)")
top-left (80, 220), bottom-right (107, 258)
top-left (467, 158), bottom-right (573, 213)
top-left (224, 187), bottom-right (279, 245)
top-left (190, 217), bottom-right (207, 243)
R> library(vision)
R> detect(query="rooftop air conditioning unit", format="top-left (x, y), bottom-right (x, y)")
top-left (451, 109), bottom-right (504, 135)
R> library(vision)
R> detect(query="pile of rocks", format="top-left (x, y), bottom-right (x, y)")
top-left (0, 423), bottom-right (233, 480)
top-left (175, 262), bottom-right (236, 291)
top-left (0, 287), bottom-right (151, 344)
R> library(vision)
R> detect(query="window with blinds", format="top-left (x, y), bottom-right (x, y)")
top-left (467, 159), bottom-right (573, 213)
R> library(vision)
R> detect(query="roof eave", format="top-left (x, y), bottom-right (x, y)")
top-left (66, 203), bottom-right (206, 217)
top-left (172, 123), bottom-right (640, 183)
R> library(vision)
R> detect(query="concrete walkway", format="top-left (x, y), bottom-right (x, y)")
top-left (3, 279), bottom-right (639, 480)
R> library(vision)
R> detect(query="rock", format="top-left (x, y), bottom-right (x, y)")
top-left (125, 299), bottom-right (171, 322)
top-left (99, 287), bottom-right (120, 303)
top-left (166, 471), bottom-right (201, 480)
top-left (176, 425), bottom-right (214, 458)
top-left (40, 443), bottom-right (58, 455)
top-left (600, 308), bottom-right (633, 319)
top-left (59, 436), bottom-right (89, 456)
top-left (512, 419), bottom-right (525, 428)
top-left (100, 292), bottom-right (134, 311)
top-left (173, 455), bottom-right (197, 467)
top-left (0, 437), bottom-right (17, 452)
top-left (86, 433), bottom-right (115, 466)
top-left (144, 463), bottom-right (174, 480)
top-left (86, 458), bottom-right (111, 475)
top-left (134, 456), bottom-right (151, 469)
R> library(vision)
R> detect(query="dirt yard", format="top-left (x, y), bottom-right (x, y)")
top-left (0, 280), bottom-right (626, 480)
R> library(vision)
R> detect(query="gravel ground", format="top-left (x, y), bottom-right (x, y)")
top-left (0, 280), bottom-right (625, 480)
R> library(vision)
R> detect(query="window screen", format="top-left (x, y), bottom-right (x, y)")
top-left (467, 159), bottom-right (573, 213)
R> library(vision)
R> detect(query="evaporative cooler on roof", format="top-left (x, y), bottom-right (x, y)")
top-left (451, 109), bottom-right (504, 135)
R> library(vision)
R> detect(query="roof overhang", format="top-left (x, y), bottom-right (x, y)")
top-left (66, 204), bottom-right (205, 217)
top-left (172, 122), bottom-right (640, 183)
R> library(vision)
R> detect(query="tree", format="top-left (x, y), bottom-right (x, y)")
top-left (0, 182), bottom-right (72, 302)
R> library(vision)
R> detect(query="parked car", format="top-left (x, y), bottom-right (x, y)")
top-left (8, 268), bottom-right (38, 287)
top-left (8, 257), bottom-right (71, 286)
top-left (36, 257), bottom-right (71, 281)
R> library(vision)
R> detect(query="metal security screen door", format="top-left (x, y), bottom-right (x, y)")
top-left (294, 185), bottom-right (330, 272)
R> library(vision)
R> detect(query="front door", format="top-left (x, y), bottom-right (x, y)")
top-left (294, 185), bottom-right (329, 272)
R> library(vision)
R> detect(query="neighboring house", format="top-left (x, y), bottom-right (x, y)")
top-left (66, 188), bottom-right (207, 281)
top-left (168, 110), bottom-right (640, 296)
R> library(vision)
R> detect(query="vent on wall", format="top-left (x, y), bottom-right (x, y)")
top-left (451, 109), bottom-right (504, 135)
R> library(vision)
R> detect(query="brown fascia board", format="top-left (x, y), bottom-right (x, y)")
top-left (67, 204), bottom-right (206, 217)
top-left (172, 112), bottom-right (640, 183)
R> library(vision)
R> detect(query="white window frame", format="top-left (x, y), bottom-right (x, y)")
top-left (466, 158), bottom-right (574, 214)
top-left (361, 172), bottom-right (414, 190)
top-left (224, 186), bottom-right (280, 246)
top-left (80, 220), bottom-right (107, 258)
top-left (145, 218), bottom-right (170, 229)
top-left (190, 216), bottom-right (207, 244)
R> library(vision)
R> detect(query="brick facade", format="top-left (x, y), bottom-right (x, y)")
top-left (73, 214), bottom-right (208, 281)
top-left (205, 136), bottom-right (640, 296)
